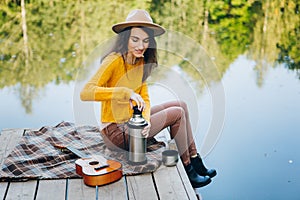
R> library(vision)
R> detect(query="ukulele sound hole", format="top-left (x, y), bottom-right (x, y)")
top-left (89, 161), bottom-right (99, 165)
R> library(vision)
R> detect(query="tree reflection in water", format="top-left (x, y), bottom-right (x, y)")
top-left (0, 0), bottom-right (299, 112)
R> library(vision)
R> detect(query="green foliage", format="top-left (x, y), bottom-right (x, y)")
top-left (208, 0), bottom-right (257, 60)
top-left (0, 0), bottom-right (299, 112)
top-left (275, 0), bottom-right (300, 70)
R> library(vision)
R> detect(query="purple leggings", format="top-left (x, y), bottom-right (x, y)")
top-left (101, 100), bottom-right (197, 166)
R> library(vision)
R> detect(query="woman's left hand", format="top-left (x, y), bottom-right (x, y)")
top-left (141, 123), bottom-right (151, 138)
top-left (129, 92), bottom-right (145, 111)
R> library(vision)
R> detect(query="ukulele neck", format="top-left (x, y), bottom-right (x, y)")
top-left (66, 146), bottom-right (108, 166)
top-left (67, 146), bottom-right (88, 158)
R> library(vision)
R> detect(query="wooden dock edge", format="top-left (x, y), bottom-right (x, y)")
top-left (0, 128), bottom-right (200, 200)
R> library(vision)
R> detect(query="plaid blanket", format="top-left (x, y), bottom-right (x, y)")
top-left (0, 122), bottom-right (165, 181)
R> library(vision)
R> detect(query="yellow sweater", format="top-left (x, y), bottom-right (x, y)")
top-left (80, 53), bottom-right (150, 123)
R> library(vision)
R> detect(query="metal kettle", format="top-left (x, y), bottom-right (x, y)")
top-left (127, 106), bottom-right (148, 164)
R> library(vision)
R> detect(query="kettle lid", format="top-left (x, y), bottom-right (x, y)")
top-left (127, 106), bottom-right (148, 128)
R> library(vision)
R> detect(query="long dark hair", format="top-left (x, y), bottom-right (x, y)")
top-left (102, 26), bottom-right (158, 82)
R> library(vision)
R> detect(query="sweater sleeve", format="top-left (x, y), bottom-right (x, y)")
top-left (80, 54), bottom-right (133, 102)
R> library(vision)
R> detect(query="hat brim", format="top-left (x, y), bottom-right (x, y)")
top-left (112, 21), bottom-right (165, 36)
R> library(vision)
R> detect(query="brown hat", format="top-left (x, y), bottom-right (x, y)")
top-left (112, 9), bottom-right (165, 36)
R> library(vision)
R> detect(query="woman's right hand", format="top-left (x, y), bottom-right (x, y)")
top-left (129, 92), bottom-right (145, 111)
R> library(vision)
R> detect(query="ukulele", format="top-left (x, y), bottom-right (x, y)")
top-left (55, 145), bottom-right (123, 187)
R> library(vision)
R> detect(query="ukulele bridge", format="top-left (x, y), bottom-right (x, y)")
top-left (88, 160), bottom-right (110, 171)
top-left (94, 164), bottom-right (109, 171)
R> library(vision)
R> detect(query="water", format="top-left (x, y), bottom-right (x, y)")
top-left (0, 82), bottom-right (75, 130)
top-left (1, 55), bottom-right (299, 199)
top-left (199, 56), bottom-right (300, 199)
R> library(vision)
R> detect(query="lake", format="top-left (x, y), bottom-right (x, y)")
top-left (1, 53), bottom-right (299, 199)
top-left (199, 55), bottom-right (300, 199)
top-left (1, 0), bottom-right (299, 199)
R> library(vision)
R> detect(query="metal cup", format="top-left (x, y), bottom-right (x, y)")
top-left (162, 150), bottom-right (179, 166)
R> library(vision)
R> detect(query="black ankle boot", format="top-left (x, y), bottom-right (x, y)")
top-left (191, 153), bottom-right (217, 178)
top-left (184, 163), bottom-right (211, 188)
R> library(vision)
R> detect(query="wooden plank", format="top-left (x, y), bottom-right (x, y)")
top-left (154, 165), bottom-right (187, 199)
top-left (36, 179), bottom-right (66, 199)
top-left (5, 180), bottom-right (37, 200)
top-left (0, 182), bottom-right (8, 200)
top-left (97, 176), bottom-right (127, 200)
top-left (153, 161), bottom-right (197, 200)
top-left (127, 173), bottom-right (158, 200)
top-left (0, 129), bottom-right (25, 200)
top-left (68, 176), bottom-right (127, 200)
top-left (176, 160), bottom-right (198, 200)
top-left (0, 129), bottom-right (24, 164)
top-left (68, 178), bottom-right (97, 200)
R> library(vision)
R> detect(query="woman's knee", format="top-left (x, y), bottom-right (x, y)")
top-left (171, 100), bottom-right (188, 114)
top-left (178, 100), bottom-right (188, 110)
top-left (168, 106), bottom-right (185, 121)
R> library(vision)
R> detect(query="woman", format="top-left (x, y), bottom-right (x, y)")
top-left (80, 9), bottom-right (216, 188)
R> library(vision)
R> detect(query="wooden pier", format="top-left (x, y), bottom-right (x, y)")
top-left (0, 128), bottom-right (199, 200)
